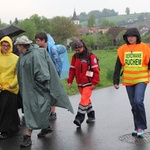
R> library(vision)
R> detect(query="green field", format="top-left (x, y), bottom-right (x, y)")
top-left (62, 49), bottom-right (118, 95)
top-left (80, 12), bottom-right (150, 27)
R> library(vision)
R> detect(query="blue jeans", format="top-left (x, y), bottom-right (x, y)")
top-left (126, 82), bottom-right (147, 130)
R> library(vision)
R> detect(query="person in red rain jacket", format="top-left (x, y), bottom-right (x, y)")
top-left (67, 38), bottom-right (100, 127)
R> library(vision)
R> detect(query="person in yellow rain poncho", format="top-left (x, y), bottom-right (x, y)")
top-left (0, 36), bottom-right (20, 140)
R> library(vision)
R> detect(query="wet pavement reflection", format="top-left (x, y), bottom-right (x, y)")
top-left (1, 85), bottom-right (150, 150)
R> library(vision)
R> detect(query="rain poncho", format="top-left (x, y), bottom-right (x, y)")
top-left (17, 44), bottom-right (73, 129)
top-left (0, 36), bottom-right (18, 94)
top-left (47, 34), bottom-right (70, 79)
top-left (0, 36), bottom-right (19, 135)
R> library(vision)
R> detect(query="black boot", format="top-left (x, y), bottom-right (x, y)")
top-left (0, 132), bottom-right (8, 140)
top-left (73, 112), bottom-right (85, 127)
top-left (20, 135), bottom-right (32, 147)
top-left (86, 110), bottom-right (95, 123)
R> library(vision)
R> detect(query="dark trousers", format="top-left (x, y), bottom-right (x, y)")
top-left (126, 82), bottom-right (147, 130)
top-left (0, 90), bottom-right (20, 135)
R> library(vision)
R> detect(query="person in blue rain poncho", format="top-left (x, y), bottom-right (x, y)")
top-left (35, 32), bottom-right (70, 119)
top-left (39, 33), bottom-right (70, 79)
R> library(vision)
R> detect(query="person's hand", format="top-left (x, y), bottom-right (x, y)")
top-left (68, 83), bottom-right (72, 88)
top-left (91, 85), bottom-right (96, 90)
top-left (114, 84), bottom-right (119, 89)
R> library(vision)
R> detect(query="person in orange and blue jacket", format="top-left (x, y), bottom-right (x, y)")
top-left (113, 28), bottom-right (150, 138)
top-left (67, 38), bottom-right (100, 127)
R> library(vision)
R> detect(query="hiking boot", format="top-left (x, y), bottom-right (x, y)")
top-left (73, 119), bottom-right (81, 127)
top-left (0, 132), bottom-right (8, 140)
top-left (87, 110), bottom-right (95, 123)
top-left (137, 129), bottom-right (144, 138)
top-left (132, 130), bottom-right (137, 136)
top-left (50, 112), bottom-right (57, 120)
top-left (37, 126), bottom-right (53, 138)
top-left (86, 118), bottom-right (95, 123)
top-left (20, 135), bottom-right (32, 147)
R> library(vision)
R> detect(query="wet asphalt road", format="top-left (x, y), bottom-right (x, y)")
top-left (1, 85), bottom-right (150, 150)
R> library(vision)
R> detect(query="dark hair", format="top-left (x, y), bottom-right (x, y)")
top-left (35, 32), bottom-right (48, 42)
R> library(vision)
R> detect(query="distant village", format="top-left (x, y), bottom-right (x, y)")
top-left (70, 9), bottom-right (150, 47)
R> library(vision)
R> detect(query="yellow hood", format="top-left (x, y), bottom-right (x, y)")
top-left (0, 36), bottom-right (19, 94)
top-left (0, 36), bottom-right (13, 54)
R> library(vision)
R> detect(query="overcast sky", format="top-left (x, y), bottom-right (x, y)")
top-left (1, 0), bottom-right (150, 24)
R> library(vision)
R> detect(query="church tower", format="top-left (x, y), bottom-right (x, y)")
top-left (71, 9), bottom-right (80, 25)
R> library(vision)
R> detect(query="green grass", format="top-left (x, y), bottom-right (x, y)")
top-left (61, 49), bottom-right (118, 95)
top-left (97, 50), bottom-right (117, 87)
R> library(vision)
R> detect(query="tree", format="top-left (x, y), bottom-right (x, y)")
top-left (14, 18), bottom-right (19, 25)
top-left (10, 20), bottom-right (12, 25)
top-left (87, 14), bottom-right (96, 27)
top-left (100, 19), bottom-right (116, 27)
top-left (141, 32), bottom-right (150, 43)
top-left (96, 32), bottom-right (113, 49)
top-left (125, 7), bottom-right (130, 15)
top-left (29, 14), bottom-right (52, 33)
top-left (82, 34), bottom-right (97, 50)
top-left (17, 19), bottom-right (37, 41)
top-left (50, 16), bottom-right (78, 44)
top-left (138, 14), bottom-right (145, 22)
top-left (102, 8), bottom-right (118, 17)
top-left (0, 19), bottom-right (7, 28)
top-left (116, 30), bottom-right (126, 45)
top-left (88, 10), bottom-right (101, 19)
top-left (79, 12), bottom-right (88, 22)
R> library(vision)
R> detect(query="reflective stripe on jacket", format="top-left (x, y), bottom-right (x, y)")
top-left (118, 42), bottom-right (150, 85)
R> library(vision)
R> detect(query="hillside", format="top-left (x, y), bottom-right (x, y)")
top-left (80, 12), bottom-right (150, 28)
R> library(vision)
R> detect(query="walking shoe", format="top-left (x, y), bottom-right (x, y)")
top-left (132, 130), bottom-right (137, 136)
top-left (20, 135), bottom-right (32, 147)
top-left (50, 112), bottom-right (57, 120)
top-left (37, 126), bottom-right (53, 138)
top-left (0, 132), bottom-right (8, 140)
top-left (137, 129), bottom-right (144, 138)
top-left (73, 119), bottom-right (81, 127)
top-left (86, 118), bottom-right (95, 123)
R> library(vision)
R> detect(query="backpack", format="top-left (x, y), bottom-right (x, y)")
top-left (50, 45), bottom-right (70, 79)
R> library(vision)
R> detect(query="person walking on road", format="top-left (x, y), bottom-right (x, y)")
top-left (68, 38), bottom-right (100, 127)
top-left (15, 35), bottom-right (73, 147)
top-left (35, 32), bottom-right (70, 120)
top-left (0, 36), bottom-right (20, 140)
top-left (113, 28), bottom-right (150, 138)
